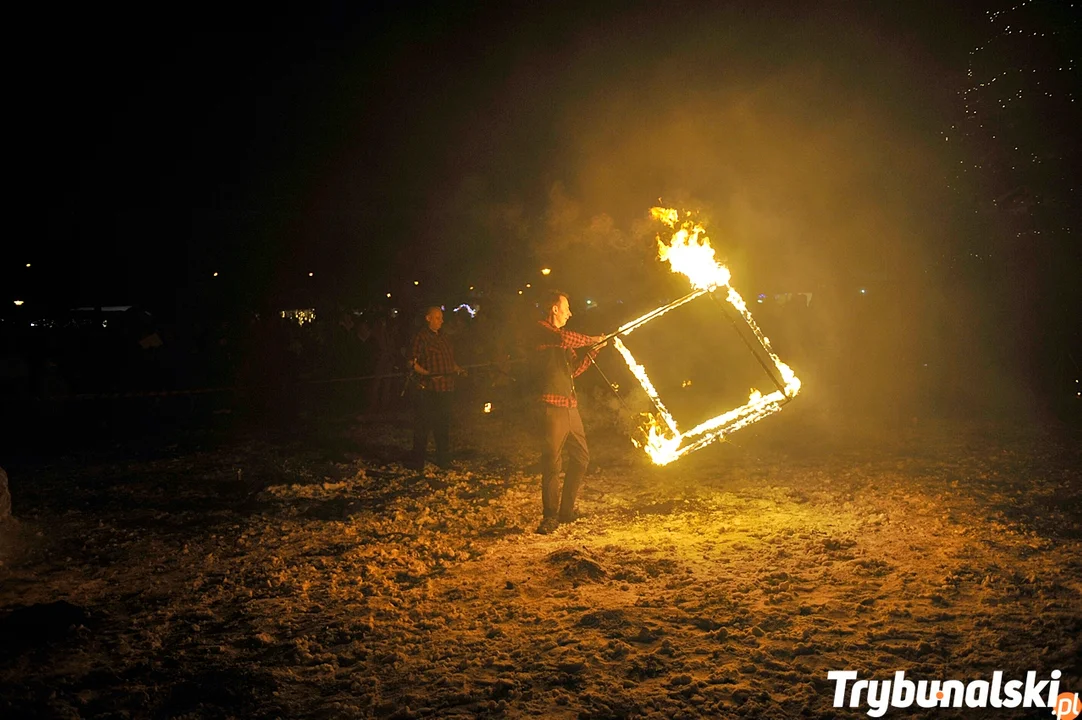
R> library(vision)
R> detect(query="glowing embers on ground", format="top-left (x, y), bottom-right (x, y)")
top-left (613, 207), bottom-right (801, 465)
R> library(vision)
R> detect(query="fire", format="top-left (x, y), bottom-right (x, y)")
top-left (651, 209), bottom-right (731, 290)
top-left (610, 206), bottom-right (802, 465)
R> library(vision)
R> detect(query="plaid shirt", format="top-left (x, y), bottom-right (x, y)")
top-left (411, 328), bottom-right (458, 392)
top-left (536, 320), bottom-right (598, 408)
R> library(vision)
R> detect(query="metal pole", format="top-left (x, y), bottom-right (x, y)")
top-left (595, 289), bottom-right (706, 347)
top-left (587, 354), bottom-right (633, 411)
top-left (710, 291), bottom-right (788, 396)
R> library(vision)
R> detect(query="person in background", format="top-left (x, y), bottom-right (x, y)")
top-left (409, 306), bottom-right (464, 471)
top-left (532, 290), bottom-right (606, 534)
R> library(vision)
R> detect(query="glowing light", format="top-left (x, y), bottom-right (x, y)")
top-left (612, 207), bottom-right (802, 465)
top-left (213, 272), bottom-right (219, 277)
top-left (308, 272), bottom-right (314, 277)
top-left (541, 268), bottom-right (551, 276)
top-left (25, 263), bottom-right (31, 268)
top-left (13, 300), bottom-right (24, 306)
top-left (526, 283), bottom-right (531, 288)
top-left (483, 402), bottom-right (492, 413)
top-left (386, 293), bottom-right (392, 298)
top-left (518, 290), bottom-right (523, 295)
top-left (452, 303), bottom-right (478, 318)
top-left (280, 308), bottom-right (316, 326)
top-left (413, 280), bottom-right (420, 286)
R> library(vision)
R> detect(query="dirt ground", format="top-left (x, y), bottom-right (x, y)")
top-left (1, 402), bottom-right (1080, 719)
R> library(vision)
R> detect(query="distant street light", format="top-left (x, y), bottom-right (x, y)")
top-left (309, 272), bottom-right (314, 277)
top-left (525, 283), bottom-right (531, 288)
top-left (413, 280), bottom-right (420, 286)
top-left (541, 268), bottom-right (551, 276)
top-left (25, 263), bottom-right (31, 268)
top-left (386, 293), bottom-right (392, 298)
top-left (13, 300), bottom-right (24, 306)
top-left (213, 272), bottom-right (219, 277)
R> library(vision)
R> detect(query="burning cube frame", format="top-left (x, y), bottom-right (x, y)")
top-left (611, 209), bottom-right (802, 466)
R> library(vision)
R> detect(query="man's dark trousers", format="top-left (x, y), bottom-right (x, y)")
top-left (541, 404), bottom-right (589, 521)
top-left (413, 390), bottom-right (452, 468)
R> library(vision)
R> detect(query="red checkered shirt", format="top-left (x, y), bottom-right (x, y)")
top-left (536, 320), bottom-right (598, 408)
top-left (411, 328), bottom-right (458, 392)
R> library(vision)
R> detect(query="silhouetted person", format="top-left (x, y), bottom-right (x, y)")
top-left (409, 306), bottom-right (464, 471)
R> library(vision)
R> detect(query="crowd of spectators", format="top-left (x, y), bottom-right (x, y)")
top-left (0, 299), bottom-right (531, 420)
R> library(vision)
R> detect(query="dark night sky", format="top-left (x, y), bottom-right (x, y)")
top-left (10, 1), bottom-right (1077, 322)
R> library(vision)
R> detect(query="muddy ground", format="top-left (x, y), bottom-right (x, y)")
top-left (1, 400), bottom-right (1080, 719)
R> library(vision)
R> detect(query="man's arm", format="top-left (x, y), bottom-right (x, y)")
top-left (410, 333), bottom-right (429, 374)
top-left (555, 327), bottom-right (603, 350)
top-left (538, 322), bottom-right (604, 351)
top-left (570, 341), bottom-right (606, 378)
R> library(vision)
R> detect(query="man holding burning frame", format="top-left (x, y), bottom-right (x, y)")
top-left (532, 291), bottom-right (607, 535)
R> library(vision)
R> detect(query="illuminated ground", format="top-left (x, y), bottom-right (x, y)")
top-left (1, 406), bottom-right (1080, 718)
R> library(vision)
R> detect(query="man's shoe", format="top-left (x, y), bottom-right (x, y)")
top-left (535, 517), bottom-right (561, 535)
top-left (558, 510), bottom-right (581, 524)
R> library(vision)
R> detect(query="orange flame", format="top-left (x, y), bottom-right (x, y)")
top-left (651, 209), bottom-right (731, 290)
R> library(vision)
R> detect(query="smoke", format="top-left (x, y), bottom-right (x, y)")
top-left (389, 2), bottom-right (1040, 424)
top-left (543, 84), bottom-right (960, 423)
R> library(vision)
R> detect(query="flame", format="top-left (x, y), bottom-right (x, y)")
top-left (651, 208), bottom-right (731, 290)
top-left (610, 206), bottom-right (802, 465)
top-left (612, 337), bottom-right (686, 465)
top-left (612, 338), bottom-right (678, 436)
top-left (649, 206), bottom-right (681, 226)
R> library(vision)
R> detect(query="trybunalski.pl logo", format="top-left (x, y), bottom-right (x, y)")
top-left (828, 670), bottom-right (1080, 718)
